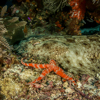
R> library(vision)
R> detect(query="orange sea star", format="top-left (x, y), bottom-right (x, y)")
top-left (21, 58), bottom-right (76, 85)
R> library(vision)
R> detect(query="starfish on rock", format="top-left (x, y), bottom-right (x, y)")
top-left (21, 58), bottom-right (76, 85)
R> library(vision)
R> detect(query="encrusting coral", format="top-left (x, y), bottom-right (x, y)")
top-left (69, 0), bottom-right (86, 20)
top-left (68, 0), bottom-right (100, 34)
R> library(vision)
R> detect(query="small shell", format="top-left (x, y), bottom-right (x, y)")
top-left (77, 81), bottom-right (82, 88)
top-left (63, 81), bottom-right (68, 88)
top-left (88, 77), bottom-right (95, 84)
top-left (65, 87), bottom-right (74, 94)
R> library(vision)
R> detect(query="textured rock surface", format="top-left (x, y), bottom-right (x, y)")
top-left (17, 34), bottom-right (100, 76)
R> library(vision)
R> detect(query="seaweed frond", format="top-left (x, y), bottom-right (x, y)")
top-left (0, 36), bottom-right (11, 50)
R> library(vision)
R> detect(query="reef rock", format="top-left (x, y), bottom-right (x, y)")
top-left (17, 34), bottom-right (100, 77)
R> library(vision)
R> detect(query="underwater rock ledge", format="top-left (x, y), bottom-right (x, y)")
top-left (17, 34), bottom-right (100, 77)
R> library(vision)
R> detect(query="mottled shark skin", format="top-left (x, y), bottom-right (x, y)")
top-left (19, 35), bottom-right (100, 76)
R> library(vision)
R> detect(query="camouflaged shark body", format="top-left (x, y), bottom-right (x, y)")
top-left (18, 35), bottom-right (100, 76)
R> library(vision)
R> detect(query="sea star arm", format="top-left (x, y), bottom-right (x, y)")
top-left (21, 58), bottom-right (49, 68)
top-left (53, 65), bottom-right (76, 85)
top-left (50, 60), bottom-right (76, 85)
top-left (28, 66), bottom-right (53, 84)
